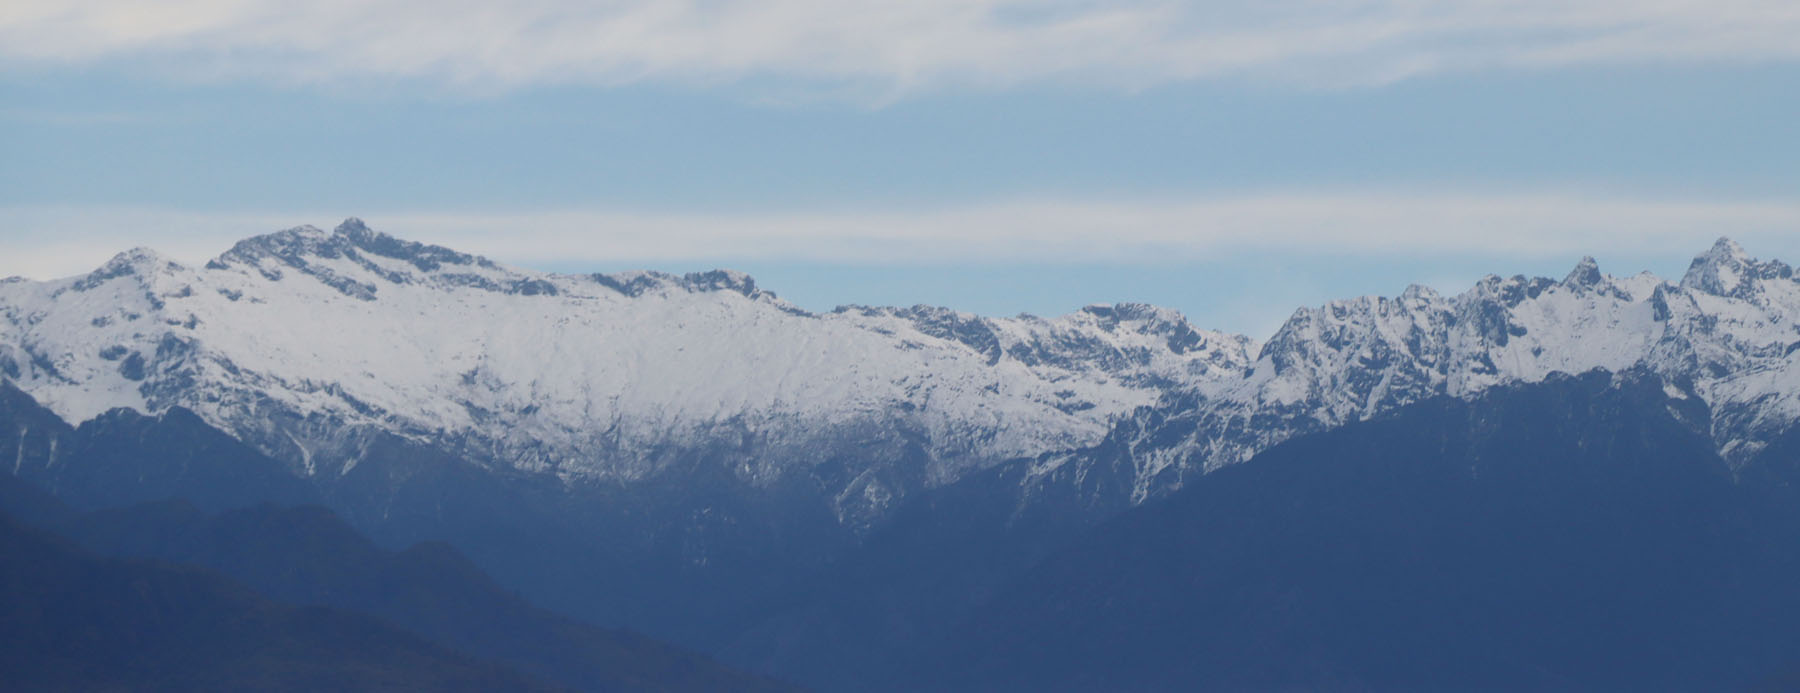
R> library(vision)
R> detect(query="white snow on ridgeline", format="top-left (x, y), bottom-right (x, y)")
top-left (0, 218), bottom-right (1253, 520)
top-left (5, 218), bottom-right (1800, 519)
top-left (1064, 234), bottom-right (1800, 494)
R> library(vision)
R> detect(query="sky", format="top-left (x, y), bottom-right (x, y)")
top-left (3, 1), bottom-right (1799, 338)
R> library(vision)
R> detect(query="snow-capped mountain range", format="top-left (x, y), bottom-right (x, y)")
top-left (1026, 236), bottom-right (1800, 506)
top-left (4, 220), bottom-right (1799, 523)
top-left (0, 219), bottom-right (1251, 524)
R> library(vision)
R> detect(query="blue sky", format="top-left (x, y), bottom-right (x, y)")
top-left (4, 1), bottom-right (1799, 338)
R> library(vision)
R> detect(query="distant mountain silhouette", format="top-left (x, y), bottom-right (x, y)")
top-left (0, 384), bottom-right (799, 692)
top-left (55, 500), bottom-right (801, 693)
top-left (0, 508), bottom-right (559, 691)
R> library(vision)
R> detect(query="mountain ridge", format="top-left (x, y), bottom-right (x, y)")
top-left (10, 222), bottom-right (1800, 689)
top-left (5, 221), bottom-right (1800, 526)
top-left (1, 218), bottom-right (1250, 528)
top-left (911, 369), bottom-right (1800, 691)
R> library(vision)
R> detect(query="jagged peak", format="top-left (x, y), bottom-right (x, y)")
top-left (1078, 303), bottom-right (1246, 359)
top-left (108, 246), bottom-right (175, 267)
top-left (1562, 255), bottom-right (1603, 288)
top-left (213, 220), bottom-right (493, 275)
top-left (69, 247), bottom-right (180, 291)
top-left (1399, 284), bottom-right (1441, 302)
top-left (1680, 236), bottom-right (1792, 297)
top-left (333, 220), bottom-right (489, 272)
top-left (334, 217), bottom-right (371, 236)
top-left (1702, 236), bottom-right (1749, 263)
top-left (1464, 272), bottom-right (1556, 308)
top-left (216, 224), bottom-right (330, 263)
top-left (267, 224), bottom-right (330, 241)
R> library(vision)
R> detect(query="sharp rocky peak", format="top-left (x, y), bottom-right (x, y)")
top-left (69, 247), bottom-right (182, 292)
top-left (332, 218), bottom-right (496, 272)
top-left (1399, 284), bottom-right (1441, 302)
top-left (1563, 255), bottom-right (1603, 288)
top-left (215, 224), bottom-right (337, 266)
top-left (104, 247), bottom-right (179, 271)
top-left (215, 219), bottom-right (492, 274)
top-left (1701, 236), bottom-right (1750, 263)
top-left (1680, 237), bottom-right (1793, 298)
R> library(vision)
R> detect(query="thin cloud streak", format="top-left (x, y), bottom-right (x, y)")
top-left (5, 193), bottom-right (1800, 280)
top-left (2, 1), bottom-right (1799, 94)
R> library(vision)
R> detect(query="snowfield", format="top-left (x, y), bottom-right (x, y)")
top-left (0, 220), bottom-right (1252, 520)
top-left (4, 220), bottom-right (1798, 520)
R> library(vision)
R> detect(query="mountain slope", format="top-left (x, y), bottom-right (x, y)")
top-left (0, 388), bottom-right (801, 692)
top-left (0, 509), bottom-right (561, 692)
top-left (55, 500), bottom-right (802, 693)
top-left (0, 381), bottom-right (319, 513)
top-left (0, 378), bottom-right (848, 654)
top-left (923, 371), bottom-right (1800, 691)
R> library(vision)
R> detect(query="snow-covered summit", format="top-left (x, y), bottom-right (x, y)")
top-left (0, 219), bottom-right (1250, 524)
top-left (1680, 236), bottom-right (1795, 301)
top-left (1563, 255), bottom-right (1603, 288)
top-left (7, 224), bottom-right (1800, 522)
top-left (1029, 237), bottom-right (1800, 503)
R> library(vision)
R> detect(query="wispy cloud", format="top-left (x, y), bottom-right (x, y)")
top-left (2, 1), bottom-right (1798, 95)
top-left (6, 192), bottom-right (1800, 279)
